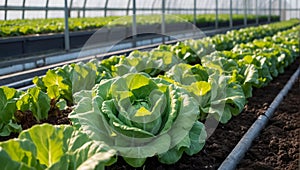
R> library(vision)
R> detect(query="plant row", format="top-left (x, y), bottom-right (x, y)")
top-left (0, 14), bottom-right (280, 37)
top-left (0, 20), bottom-right (298, 169)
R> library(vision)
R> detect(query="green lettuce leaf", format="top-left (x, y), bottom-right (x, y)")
top-left (16, 87), bottom-right (51, 122)
top-left (0, 124), bottom-right (116, 170)
top-left (69, 73), bottom-right (206, 167)
top-left (0, 87), bottom-right (23, 136)
top-left (114, 50), bottom-right (181, 77)
top-left (33, 61), bottom-right (110, 104)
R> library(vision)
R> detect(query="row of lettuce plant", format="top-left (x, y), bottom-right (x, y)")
top-left (0, 20), bottom-right (298, 168)
top-left (0, 14), bottom-right (280, 37)
top-left (68, 24), bottom-right (299, 167)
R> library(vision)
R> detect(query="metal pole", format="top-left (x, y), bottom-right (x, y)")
top-left (296, 0), bottom-right (299, 19)
top-left (104, 0), bottom-right (109, 17)
top-left (22, 0), bottom-right (26, 19)
top-left (83, 0), bottom-right (87, 18)
top-left (4, 0), bottom-right (8, 20)
top-left (215, 0), bottom-right (219, 29)
top-left (132, 0), bottom-right (137, 47)
top-left (193, 0), bottom-right (197, 26)
top-left (162, 0), bottom-right (166, 44)
top-left (69, 0), bottom-right (73, 18)
top-left (256, 0), bottom-right (259, 24)
top-left (268, 0), bottom-right (271, 23)
top-left (45, 0), bottom-right (49, 19)
top-left (283, 0), bottom-right (286, 20)
top-left (126, 0), bottom-right (131, 16)
top-left (230, 0), bottom-right (233, 28)
top-left (244, 0), bottom-right (247, 26)
top-left (64, 0), bottom-right (70, 51)
top-left (151, 0), bottom-right (157, 14)
top-left (279, 0), bottom-right (281, 21)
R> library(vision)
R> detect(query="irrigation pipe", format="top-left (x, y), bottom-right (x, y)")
top-left (218, 66), bottom-right (300, 170)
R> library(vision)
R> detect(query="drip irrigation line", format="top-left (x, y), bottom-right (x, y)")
top-left (218, 66), bottom-right (300, 170)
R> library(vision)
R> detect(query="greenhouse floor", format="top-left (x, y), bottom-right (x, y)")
top-left (238, 73), bottom-right (299, 169)
top-left (1, 60), bottom-right (298, 169)
top-left (107, 59), bottom-right (300, 170)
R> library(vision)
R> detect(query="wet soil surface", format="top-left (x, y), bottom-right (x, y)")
top-left (108, 59), bottom-right (299, 170)
top-left (0, 60), bottom-right (298, 170)
top-left (0, 100), bottom-right (72, 142)
top-left (237, 75), bottom-right (299, 169)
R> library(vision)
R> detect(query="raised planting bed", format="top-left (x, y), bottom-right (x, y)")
top-left (0, 14), bottom-right (279, 37)
top-left (0, 20), bottom-right (298, 169)
top-left (108, 59), bottom-right (298, 170)
top-left (0, 14), bottom-right (279, 58)
top-left (238, 75), bottom-right (299, 170)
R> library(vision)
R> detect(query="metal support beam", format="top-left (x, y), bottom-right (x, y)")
top-left (104, 0), bottom-right (109, 17)
top-left (64, 0), bottom-right (70, 51)
top-left (151, 0), bottom-right (157, 14)
top-left (268, 0), bottom-right (271, 23)
top-left (4, 0), bottom-right (8, 20)
top-left (296, 0), bottom-right (299, 19)
top-left (283, 0), bottom-right (286, 20)
top-left (215, 0), bottom-right (219, 29)
top-left (132, 0), bottom-right (137, 47)
top-left (126, 0), bottom-right (131, 16)
top-left (104, 0), bottom-right (108, 17)
top-left (230, 0), bottom-right (233, 28)
top-left (244, 0), bottom-right (247, 26)
top-left (45, 0), bottom-right (49, 19)
top-left (279, 0), bottom-right (282, 20)
top-left (162, 0), bottom-right (166, 44)
top-left (83, 0), bottom-right (87, 18)
top-left (22, 0), bottom-right (26, 19)
top-left (193, 0), bottom-right (197, 26)
top-left (255, 0), bottom-right (259, 24)
top-left (69, 0), bottom-right (73, 18)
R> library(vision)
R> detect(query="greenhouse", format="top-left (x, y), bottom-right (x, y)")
top-left (0, 0), bottom-right (299, 169)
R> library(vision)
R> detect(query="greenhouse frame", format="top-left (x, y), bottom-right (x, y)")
top-left (0, 1), bottom-right (299, 170)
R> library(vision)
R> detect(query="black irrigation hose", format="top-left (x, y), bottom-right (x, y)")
top-left (218, 66), bottom-right (300, 170)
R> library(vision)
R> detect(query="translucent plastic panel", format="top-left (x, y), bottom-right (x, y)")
top-left (167, 0), bottom-right (187, 9)
top-left (0, 11), bottom-right (4, 20)
top-left (47, 11), bottom-right (64, 18)
top-left (7, 0), bottom-right (22, 6)
top-left (1, 0), bottom-right (294, 20)
top-left (48, 0), bottom-right (64, 7)
top-left (136, 0), bottom-right (153, 8)
top-left (86, 0), bottom-right (105, 7)
top-left (286, 0), bottom-right (298, 19)
top-left (201, 0), bottom-right (216, 9)
top-left (246, 0), bottom-right (255, 15)
top-left (71, 0), bottom-right (85, 8)
top-left (106, 0), bottom-right (129, 8)
top-left (7, 11), bottom-right (22, 20)
top-left (218, 0), bottom-right (230, 14)
top-left (26, 0), bottom-right (46, 7)
top-left (25, 11), bottom-right (46, 19)
top-left (70, 10), bottom-right (81, 17)
top-left (85, 10), bottom-right (105, 17)
top-left (165, 0), bottom-right (189, 14)
top-left (106, 10), bottom-right (127, 16)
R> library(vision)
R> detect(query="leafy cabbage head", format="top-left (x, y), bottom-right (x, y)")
top-left (69, 73), bottom-right (206, 167)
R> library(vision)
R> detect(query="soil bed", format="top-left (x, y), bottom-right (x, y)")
top-left (108, 59), bottom-right (300, 170)
top-left (237, 75), bottom-right (299, 169)
top-left (0, 59), bottom-right (298, 169)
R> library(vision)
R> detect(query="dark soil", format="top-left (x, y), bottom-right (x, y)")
top-left (107, 59), bottom-right (300, 170)
top-left (0, 99), bottom-right (72, 142)
top-left (237, 75), bottom-right (300, 169)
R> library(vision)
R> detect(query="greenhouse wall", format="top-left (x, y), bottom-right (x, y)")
top-left (0, 0), bottom-right (299, 20)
